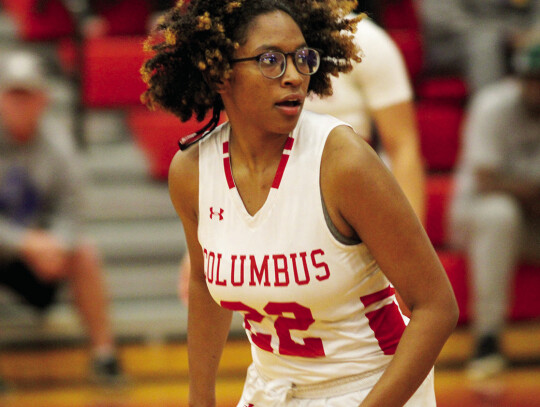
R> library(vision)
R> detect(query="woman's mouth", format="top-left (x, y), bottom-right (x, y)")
top-left (276, 100), bottom-right (301, 107)
top-left (275, 98), bottom-right (302, 115)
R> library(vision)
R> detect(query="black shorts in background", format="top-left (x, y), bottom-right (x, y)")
top-left (0, 260), bottom-right (60, 311)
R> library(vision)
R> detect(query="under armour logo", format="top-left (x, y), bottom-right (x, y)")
top-left (210, 207), bottom-right (224, 221)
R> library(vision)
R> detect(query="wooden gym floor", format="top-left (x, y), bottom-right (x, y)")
top-left (0, 322), bottom-right (539, 407)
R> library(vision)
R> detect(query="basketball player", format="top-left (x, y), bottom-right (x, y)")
top-left (177, 15), bottom-right (426, 310)
top-left (141, 1), bottom-right (458, 406)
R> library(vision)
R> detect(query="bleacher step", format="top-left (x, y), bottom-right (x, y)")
top-left (84, 142), bottom-right (150, 183)
top-left (0, 298), bottom-right (245, 346)
top-left (84, 182), bottom-right (176, 221)
top-left (85, 219), bottom-right (185, 263)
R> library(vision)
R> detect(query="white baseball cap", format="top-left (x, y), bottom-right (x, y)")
top-left (0, 51), bottom-right (48, 91)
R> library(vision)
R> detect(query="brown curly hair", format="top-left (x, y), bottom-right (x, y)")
top-left (141, 0), bottom-right (363, 134)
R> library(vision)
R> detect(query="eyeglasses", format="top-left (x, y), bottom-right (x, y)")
top-left (231, 47), bottom-right (320, 79)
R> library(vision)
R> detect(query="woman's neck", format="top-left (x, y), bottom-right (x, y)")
top-left (228, 123), bottom-right (290, 174)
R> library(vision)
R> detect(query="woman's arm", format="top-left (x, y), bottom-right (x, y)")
top-left (168, 149), bottom-right (233, 407)
top-left (321, 126), bottom-right (459, 407)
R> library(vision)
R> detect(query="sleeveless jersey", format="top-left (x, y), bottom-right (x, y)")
top-left (198, 110), bottom-right (406, 385)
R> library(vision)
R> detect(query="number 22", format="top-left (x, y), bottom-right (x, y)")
top-left (220, 301), bottom-right (325, 358)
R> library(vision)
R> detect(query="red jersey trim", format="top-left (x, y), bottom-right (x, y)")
top-left (271, 136), bottom-right (294, 189)
top-left (222, 136), bottom-right (295, 190)
top-left (223, 141), bottom-right (235, 189)
top-left (360, 286), bottom-right (405, 355)
top-left (360, 285), bottom-right (396, 307)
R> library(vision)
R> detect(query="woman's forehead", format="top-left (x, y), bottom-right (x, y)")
top-left (241, 10), bottom-right (305, 51)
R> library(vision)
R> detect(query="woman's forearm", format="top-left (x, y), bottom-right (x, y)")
top-left (360, 301), bottom-right (458, 407)
top-left (188, 276), bottom-right (233, 407)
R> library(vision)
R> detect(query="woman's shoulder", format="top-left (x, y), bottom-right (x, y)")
top-left (321, 124), bottom-right (389, 197)
top-left (324, 125), bottom-right (376, 169)
top-left (168, 142), bottom-right (200, 214)
top-left (298, 110), bottom-right (350, 137)
top-left (169, 142), bottom-right (199, 180)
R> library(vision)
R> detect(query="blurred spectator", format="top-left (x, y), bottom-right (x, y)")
top-left (0, 50), bottom-right (123, 385)
top-left (449, 32), bottom-right (540, 380)
top-left (305, 17), bottom-right (425, 222)
top-left (418, 0), bottom-right (540, 91)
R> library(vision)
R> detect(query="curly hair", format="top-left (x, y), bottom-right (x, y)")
top-left (140, 0), bottom-right (363, 131)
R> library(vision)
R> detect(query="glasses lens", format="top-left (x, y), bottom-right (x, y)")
top-left (295, 48), bottom-right (320, 75)
top-left (259, 52), bottom-right (285, 79)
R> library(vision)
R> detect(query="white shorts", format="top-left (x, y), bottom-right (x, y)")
top-left (236, 364), bottom-right (436, 407)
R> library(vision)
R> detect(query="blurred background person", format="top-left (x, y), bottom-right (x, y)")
top-left (0, 49), bottom-right (123, 386)
top-left (418, 0), bottom-right (540, 92)
top-left (449, 31), bottom-right (540, 380)
top-left (305, 15), bottom-right (425, 222)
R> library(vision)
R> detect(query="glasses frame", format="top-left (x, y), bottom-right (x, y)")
top-left (231, 47), bottom-right (321, 79)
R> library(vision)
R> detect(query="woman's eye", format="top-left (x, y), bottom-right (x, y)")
top-left (261, 54), bottom-right (279, 65)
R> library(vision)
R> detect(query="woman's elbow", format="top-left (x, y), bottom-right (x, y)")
top-left (441, 291), bottom-right (460, 331)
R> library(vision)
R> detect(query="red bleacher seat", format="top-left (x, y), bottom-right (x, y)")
top-left (387, 29), bottom-right (424, 82)
top-left (380, 0), bottom-right (420, 31)
top-left (425, 174), bottom-right (454, 247)
top-left (81, 36), bottom-right (147, 108)
top-left (91, 0), bottom-right (151, 36)
top-left (439, 250), bottom-right (540, 324)
top-left (511, 264), bottom-right (540, 321)
top-left (417, 101), bottom-right (464, 171)
top-left (437, 250), bottom-right (469, 324)
top-left (1, 0), bottom-right (74, 40)
top-left (415, 77), bottom-right (469, 105)
top-left (128, 107), bottom-right (226, 180)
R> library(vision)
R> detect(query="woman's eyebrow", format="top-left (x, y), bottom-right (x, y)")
top-left (253, 42), bottom-right (309, 53)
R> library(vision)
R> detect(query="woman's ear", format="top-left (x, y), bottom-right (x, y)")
top-left (214, 78), bottom-right (230, 95)
top-left (202, 69), bottom-right (230, 95)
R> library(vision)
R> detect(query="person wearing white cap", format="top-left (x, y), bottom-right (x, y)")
top-left (0, 50), bottom-right (124, 386)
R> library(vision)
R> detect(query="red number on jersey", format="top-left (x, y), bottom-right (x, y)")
top-left (221, 301), bottom-right (325, 357)
top-left (220, 301), bottom-right (272, 352)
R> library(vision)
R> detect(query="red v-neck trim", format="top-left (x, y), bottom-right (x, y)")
top-left (272, 136), bottom-right (294, 189)
top-left (222, 136), bottom-right (295, 190)
top-left (222, 141), bottom-right (235, 189)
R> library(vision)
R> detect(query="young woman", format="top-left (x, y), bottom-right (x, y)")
top-left (141, 1), bottom-right (458, 406)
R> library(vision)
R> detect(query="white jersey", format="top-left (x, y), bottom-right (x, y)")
top-left (304, 18), bottom-right (413, 139)
top-left (198, 110), bottom-right (406, 385)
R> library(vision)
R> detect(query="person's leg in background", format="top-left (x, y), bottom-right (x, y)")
top-left (66, 240), bottom-right (124, 383)
top-left (0, 259), bottom-right (62, 391)
top-left (0, 241), bottom-right (124, 386)
top-left (459, 194), bottom-right (524, 379)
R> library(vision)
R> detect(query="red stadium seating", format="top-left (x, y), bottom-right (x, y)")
top-left (439, 250), bottom-right (540, 324)
top-left (437, 250), bottom-right (469, 324)
top-left (415, 77), bottom-right (469, 105)
top-left (380, 0), bottom-right (420, 31)
top-left (81, 36), bottom-right (148, 107)
top-left (417, 101), bottom-right (464, 171)
top-left (90, 0), bottom-right (151, 36)
top-left (128, 107), bottom-right (227, 180)
top-left (1, 0), bottom-right (74, 40)
top-left (425, 174), bottom-right (454, 247)
top-left (387, 29), bottom-right (424, 82)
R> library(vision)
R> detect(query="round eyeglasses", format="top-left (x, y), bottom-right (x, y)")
top-left (231, 47), bottom-right (320, 79)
